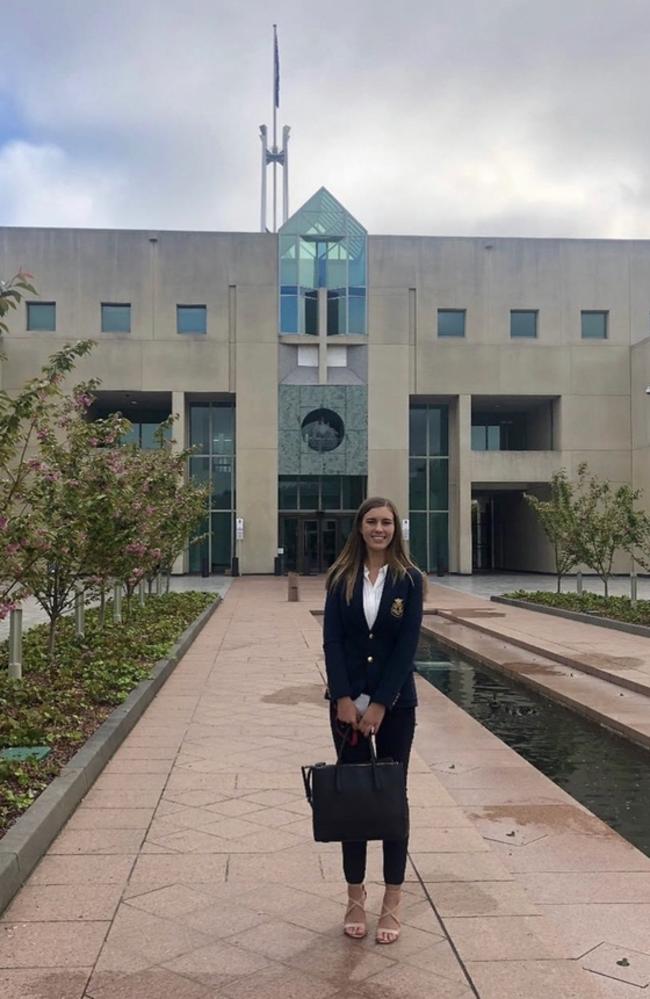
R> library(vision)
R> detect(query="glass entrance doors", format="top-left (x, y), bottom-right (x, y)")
top-left (279, 515), bottom-right (353, 574)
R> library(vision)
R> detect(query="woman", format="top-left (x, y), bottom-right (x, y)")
top-left (323, 496), bottom-right (424, 944)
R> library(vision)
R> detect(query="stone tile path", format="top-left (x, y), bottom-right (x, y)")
top-left (2, 576), bottom-right (645, 997)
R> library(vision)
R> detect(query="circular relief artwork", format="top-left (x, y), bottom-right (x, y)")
top-left (301, 408), bottom-right (345, 452)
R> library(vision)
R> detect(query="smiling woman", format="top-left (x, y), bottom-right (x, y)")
top-left (321, 496), bottom-right (425, 945)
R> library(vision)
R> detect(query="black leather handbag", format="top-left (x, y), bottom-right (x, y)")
top-left (301, 730), bottom-right (409, 843)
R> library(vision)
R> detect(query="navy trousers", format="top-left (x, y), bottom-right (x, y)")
top-left (329, 702), bottom-right (416, 885)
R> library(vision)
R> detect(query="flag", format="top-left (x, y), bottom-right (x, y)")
top-left (274, 26), bottom-right (280, 109)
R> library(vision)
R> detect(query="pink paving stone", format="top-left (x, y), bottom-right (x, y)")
top-left (128, 853), bottom-right (228, 885)
top-left (424, 880), bottom-right (541, 918)
top-left (46, 828), bottom-right (144, 855)
top-left (227, 919), bottom-right (324, 961)
top-left (519, 872), bottom-right (650, 905)
top-left (490, 830), bottom-right (650, 873)
top-left (0, 920), bottom-right (109, 967)
top-left (581, 942), bottom-right (650, 987)
top-left (80, 788), bottom-right (163, 808)
top-left (443, 914), bottom-right (559, 962)
top-left (536, 903), bottom-right (650, 959)
top-left (102, 904), bottom-right (213, 966)
top-left (162, 939), bottom-right (273, 987)
top-left (65, 808), bottom-right (154, 830)
top-left (0, 968), bottom-right (91, 999)
top-left (355, 963), bottom-right (473, 999)
top-left (121, 883), bottom-right (216, 918)
top-left (27, 854), bottom-right (136, 885)
top-left (219, 963), bottom-right (340, 999)
top-left (2, 883), bottom-right (123, 922)
top-left (409, 850), bottom-right (515, 883)
top-left (103, 759), bottom-right (174, 774)
top-left (86, 966), bottom-right (214, 999)
top-left (286, 935), bottom-right (397, 985)
top-left (465, 959), bottom-right (609, 999)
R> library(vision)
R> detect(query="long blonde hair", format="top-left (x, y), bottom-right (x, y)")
top-left (326, 496), bottom-right (426, 603)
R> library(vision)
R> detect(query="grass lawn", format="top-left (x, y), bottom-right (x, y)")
top-left (0, 590), bottom-right (215, 838)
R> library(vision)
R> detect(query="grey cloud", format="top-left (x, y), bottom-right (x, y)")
top-left (2, 0), bottom-right (650, 236)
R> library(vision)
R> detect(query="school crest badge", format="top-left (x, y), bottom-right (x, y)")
top-left (390, 598), bottom-right (405, 619)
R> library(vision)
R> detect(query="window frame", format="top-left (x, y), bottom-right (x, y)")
top-left (26, 301), bottom-right (56, 332)
top-left (510, 309), bottom-right (538, 339)
top-left (580, 310), bottom-right (608, 340)
top-left (177, 304), bottom-right (207, 335)
top-left (101, 302), bottom-right (132, 334)
top-left (437, 308), bottom-right (466, 338)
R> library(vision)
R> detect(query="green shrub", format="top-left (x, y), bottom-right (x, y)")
top-left (505, 589), bottom-right (650, 626)
top-left (0, 591), bottom-right (215, 836)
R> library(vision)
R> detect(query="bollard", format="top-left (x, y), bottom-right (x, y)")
top-left (288, 571), bottom-right (300, 602)
top-left (139, 579), bottom-right (146, 606)
top-left (631, 572), bottom-right (638, 608)
top-left (576, 571), bottom-right (583, 595)
top-left (75, 583), bottom-right (85, 638)
top-left (8, 608), bottom-right (22, 680)
top-left (113, 582), bottom-right (122, 624)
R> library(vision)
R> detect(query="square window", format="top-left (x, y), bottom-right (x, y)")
top-left (26, 302), bottom-right (55, 331)
top-left (101, 303), bottom-right (131, 333)
top-left (510, 310), bottom-right (537, 338)
top-left (438, 309), bottom-right (465, 337)
top-left (581, 310), bottom-right (608, 339)
top-left (177, 305), bottom-right (207, 334)
top-left (298, 346), bottom-right (319, 367)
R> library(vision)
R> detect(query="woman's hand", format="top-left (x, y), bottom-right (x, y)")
top-left (336, 696), bottom-right (360, 729)
top-left (358, 702), bottom-right (386, 738)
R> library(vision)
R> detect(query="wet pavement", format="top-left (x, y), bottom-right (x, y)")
top-left (1, 576), bottom-right (649, 997)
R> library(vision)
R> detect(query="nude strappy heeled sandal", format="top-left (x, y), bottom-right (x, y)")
top-left (376, 888), bottom-right (401, 944)
top-left (343, 883), bottom-right (367, 939)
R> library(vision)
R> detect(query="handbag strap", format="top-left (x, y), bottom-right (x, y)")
top-left (301, 765), bottom-right (313, 806)
top-left (335, 730), bottom-right (383, 792)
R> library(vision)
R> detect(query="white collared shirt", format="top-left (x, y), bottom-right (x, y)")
top-left (363, 564), bottom-right (388, 631)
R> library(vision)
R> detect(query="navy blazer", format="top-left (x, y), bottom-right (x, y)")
top-left (323, 567), bottom-right (423, 710)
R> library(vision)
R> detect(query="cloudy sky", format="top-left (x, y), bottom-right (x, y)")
top-left (2, 0), bottom-right (650, 237)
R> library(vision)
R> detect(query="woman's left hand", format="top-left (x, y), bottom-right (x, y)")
top-left (358, 702), bottom-right (386, 738)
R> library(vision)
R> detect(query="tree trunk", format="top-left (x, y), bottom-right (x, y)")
top-left (47, 616), bottom-right (58, 667)
top-left (99, 588), bottom-right (106, 627)
top-left (556, 573), bottom-right (562, 594)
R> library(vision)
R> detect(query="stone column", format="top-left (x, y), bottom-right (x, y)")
top-left (171, 391), bottom-right (187, 574)
top-left (449, 395), bottom-right (472, 574)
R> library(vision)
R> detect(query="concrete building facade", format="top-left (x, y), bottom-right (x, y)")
top-left (2, 187), bottom-right (649, 576)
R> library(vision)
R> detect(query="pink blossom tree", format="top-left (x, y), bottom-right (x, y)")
top-left (0, 339), bottom-right (95, 621)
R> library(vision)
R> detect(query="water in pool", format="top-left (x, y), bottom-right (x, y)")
top-left (416, 632), bottom-right (650, 857)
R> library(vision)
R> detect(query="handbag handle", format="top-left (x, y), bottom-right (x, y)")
top-left (335, 727), bottom-right (383, 792)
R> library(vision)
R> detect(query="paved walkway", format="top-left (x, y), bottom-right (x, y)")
top-left (427, 580), bottom-right (650, 700)
top-left (2, 577), bottom-right (647, 997)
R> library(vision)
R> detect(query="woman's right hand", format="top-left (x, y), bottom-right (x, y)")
top-left (336, 696), bottom-right (359, 729)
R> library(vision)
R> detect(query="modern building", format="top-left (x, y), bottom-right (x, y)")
top-left (2, 186), bottom-right (650, 575)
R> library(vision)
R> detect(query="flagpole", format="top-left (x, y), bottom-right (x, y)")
top-left (273, 24), bottom-right (278, 232)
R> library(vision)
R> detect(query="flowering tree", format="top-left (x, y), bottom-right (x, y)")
top-left (15, 382), bottom-right (133, 660)
top-left (567, 464), bottom-right (640, 598)
top-left (0, 340), bottom-right (95, 621)
top-left (113, 420), bottom-right (207, 611)
top-left (0, 271), bottom-right (36, 336)
top-left (525, 471), bottom-right (578, 593)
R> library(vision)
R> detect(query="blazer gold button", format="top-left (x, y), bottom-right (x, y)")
top-left (369, 633), bottom-right (374, 639)
top-left (367, 656), bottom-right (373, 663)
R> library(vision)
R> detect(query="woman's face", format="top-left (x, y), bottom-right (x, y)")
top-left (360, 505), bottom-right (395, 555)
